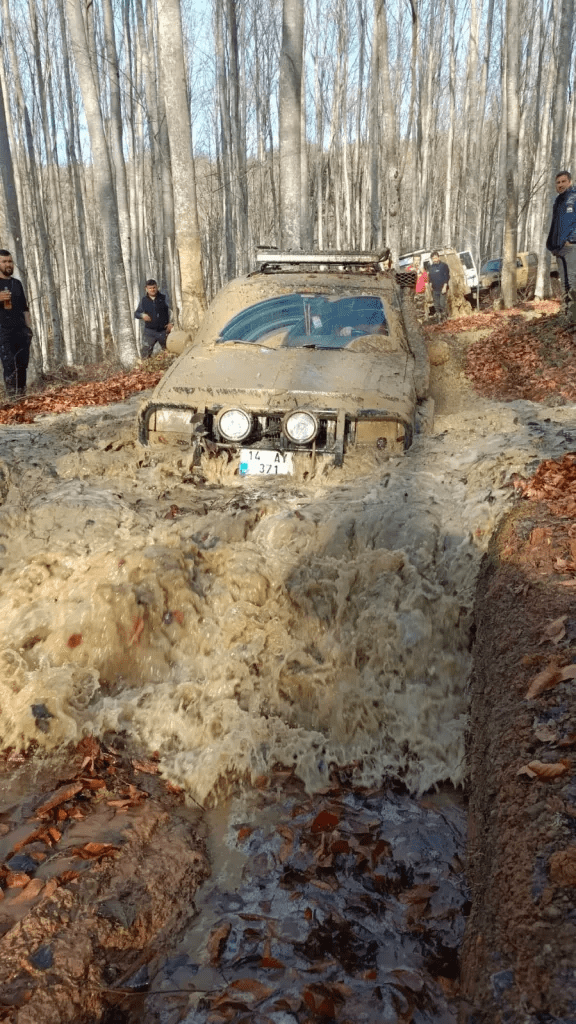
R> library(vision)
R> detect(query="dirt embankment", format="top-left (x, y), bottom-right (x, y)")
top-left (460, 462), bottom-right (576, 1023)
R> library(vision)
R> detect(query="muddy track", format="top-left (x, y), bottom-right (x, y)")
top-left (0, 359), bottom-right (575, 1021)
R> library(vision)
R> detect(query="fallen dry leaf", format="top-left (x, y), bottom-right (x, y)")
top-left (549, 846), bottom-right (576, 885)
top-left (5, 872), bottom-right (30, 888)
top-left (310, 810), bottom-right (339, 833)
top-left (70, 842), bottom-right (119, 860)
top-left (131, 759), bottom-right (159, 775)
top-left (541, 615), bottom-right (568, 644)
top-left (12, 878), bottom-right (43, 902)
top-left (34, 781), bottom-right (83, 817)
top-left (533, 724), bottom-right (558, 743)
top-left (259, 956), bottom-right (285, 969)
top-left (229, 978), bottom-right (273, 1001)
top-left (207, 921), bottom-right (231, 965)
top-left (517, 759), bottom-right (571, 779)
top-left (525, 664), bottom-right (562, 700)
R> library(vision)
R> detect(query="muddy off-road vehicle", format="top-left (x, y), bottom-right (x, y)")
top-left (138, 250), bottom-right (433, 475)
top-left (479, 251), bottom-right (563, 300)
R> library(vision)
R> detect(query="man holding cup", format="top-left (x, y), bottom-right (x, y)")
top-left (0, 249), bottom-right (33, 398)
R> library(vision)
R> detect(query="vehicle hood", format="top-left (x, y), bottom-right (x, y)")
top-left (152, 342), bottom-right (415, 414)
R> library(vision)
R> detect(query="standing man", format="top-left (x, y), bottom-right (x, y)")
top-left (427, 251), bottom-right (450, 322)
top-left (546, 170), bottom-right (576, 313)
top-left (134, 279), bottom-right (173, 358)
top-left (0, 250), bottom-right (33, 398)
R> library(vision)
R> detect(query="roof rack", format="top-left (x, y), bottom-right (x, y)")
top-left (255, 249), bottom-right (390, 272)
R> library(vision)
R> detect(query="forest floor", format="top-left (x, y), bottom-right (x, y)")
top-left (1, 300), bottom-right (576, 1023)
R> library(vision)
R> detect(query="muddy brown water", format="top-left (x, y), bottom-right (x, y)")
top-left (2, 371), bottom-right (576, 1022)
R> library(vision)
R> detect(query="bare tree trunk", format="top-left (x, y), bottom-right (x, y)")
top-left (501, 0), bottom-right (519, 308)
top-left (279, 0), bottom-right (303, 249)
top-left (156, 0), bottom-right (206, 328)
top-left (65, 0), bottom-right (138, 366)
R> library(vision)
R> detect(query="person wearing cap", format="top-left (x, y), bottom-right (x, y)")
top-left (134, 279), bottom-right (173, 358)
top-left (427, 251), bottom-right (450, 322)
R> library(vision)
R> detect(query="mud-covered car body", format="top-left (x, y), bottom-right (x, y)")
top-left (138, 251), bottom-right (431, 475)
top-left (479, 252), bottom-right (539, 297)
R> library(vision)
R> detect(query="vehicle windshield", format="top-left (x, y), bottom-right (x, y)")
top-left (218, 293), bottom-right (388, 348)
top-left (459, 251), bottom-right (475, 270)
top-left (481, 259), bottom-right (502, 273)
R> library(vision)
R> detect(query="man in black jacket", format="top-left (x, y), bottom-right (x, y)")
top-left (546, 170), bottom-right (576, 310)
top-left (0, 249), bottom-right (33, 397)
top-left (427, 251), bottom-right (450, 322)
top-left (134, 279), bottom-right (173, 358)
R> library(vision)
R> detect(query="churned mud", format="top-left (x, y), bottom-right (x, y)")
top-left (0, 319), bottom-right (576, 1021)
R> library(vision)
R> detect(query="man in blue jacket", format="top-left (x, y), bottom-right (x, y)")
top-left (546, 170), bottom-right (576, 310)
top-left (134, 279), bottom-right (173, 358)
top-left (427, 251), bottom-right (450, 322)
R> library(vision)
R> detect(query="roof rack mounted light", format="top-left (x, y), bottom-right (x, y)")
top-left (255, 249), bottom-right (390, 267)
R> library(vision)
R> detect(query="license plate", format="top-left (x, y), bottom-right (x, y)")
top-left (239, 449), bottom-right (293, 476)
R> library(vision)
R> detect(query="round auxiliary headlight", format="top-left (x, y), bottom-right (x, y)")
top-left (283, 410), bottom-right (318, 444)
top-left (216, 407), bottom-right (252, 442)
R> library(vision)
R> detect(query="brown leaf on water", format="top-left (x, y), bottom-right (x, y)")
top-left (12, 827), bottom-right (49, 852)
top-left (80, 777), bottom-right (107, 791)
top-left (259, 956), bottom-right (285, 969)
top-left (5, 872), bottom-right (30, 888)
top-left (58, 871), bottom-right (80, 884)
top-left (517, 759), bottom-right (571, 779)
top-left (12, 878), bottom-right (43, 902)
top-left (399, 884), bottom-right (437, 905)
top-left (310, 810), bottom-right (339, 833)
top-left (391, 968), bottom-right (424, 992)
top-left (207, 921), bottom-right (231, 965)
top-left (525, 664), bottom-right (562, 699)
top-left (47, 827), bottom-right (62, 844)
top-left (131, 759), bottom-right (159, 775)
top-left (34, 781), bottom-right (83, 817)
top-left (237, 826), bottom-right (253, 841)
top-left (67, 634), bottom-right (83, 648)
top-left (164, 781), bottom-right (184, 795)
top-left (229, 978), bottom-right (273, 1001)
top-left (70, 842), bottom-right (118, 860)
top-left (549, 846), bottom-right (576, 885)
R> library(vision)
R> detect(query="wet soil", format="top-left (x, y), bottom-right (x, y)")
top-left (460, 501), bottom-right (576, 1023)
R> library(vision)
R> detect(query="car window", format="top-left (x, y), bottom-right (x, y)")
top-left (219, 294), bottom-right (315, 343)
top-left (283, 295), bottom-right (388, 348)
top-left (459, 251), bottom-right (474, 270)
top-left (528, 253), bottom-right (538, 266)
top-left (517, 258), bottom-right (523, 268)
top-left (481, 259), bottom-right (502, 273)
top-left (218, 294), bottom-right (388, 348)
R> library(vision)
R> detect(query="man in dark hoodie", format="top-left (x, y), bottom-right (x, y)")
top-left (427, 251), bottom-right (450, 322)
top-left (134, 279), bottom-right (173, 358)
top-left (546, 170), bottom-right (576, 309)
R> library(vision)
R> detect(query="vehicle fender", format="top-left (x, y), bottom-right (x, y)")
top-left (398, 288), bottom-right (430, 400)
